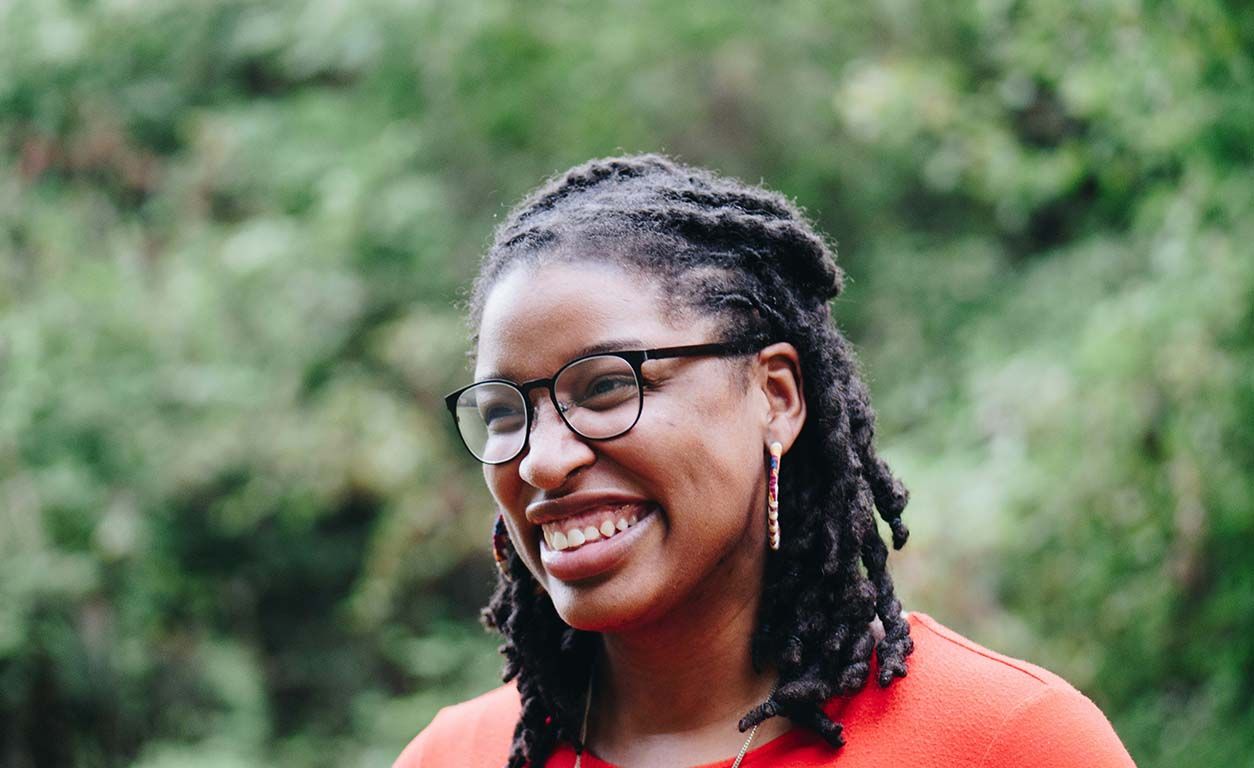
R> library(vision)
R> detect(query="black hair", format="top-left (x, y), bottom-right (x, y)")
top-left (471, 154), bottom-right (912, 768)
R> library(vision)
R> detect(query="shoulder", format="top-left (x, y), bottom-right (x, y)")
top-left (833, 613), bottom-right (1135, 767)
top-left (393, 682), bottom-right (520, 768)
top-left (906, 611), bottom-right (1080, 692)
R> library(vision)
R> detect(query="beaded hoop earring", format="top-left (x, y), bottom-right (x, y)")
top-left (767, 441), bottom-right (782, 550)
top-left (492, 512), bottom-right (513, 580)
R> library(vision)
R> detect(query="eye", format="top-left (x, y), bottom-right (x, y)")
top-left (574, 375), bottom-right (637, 409)
top-left (479, 400), bottom-right (524, 432)
top-left (484, 404), bottom-right (518, 423)
top-left (555, 354), bottom-right (639, 412)
top-left (588, 376), bottom-right (633, 396)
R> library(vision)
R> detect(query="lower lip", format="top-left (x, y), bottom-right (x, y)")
top-left (539, 504), bottom-right (660, 582)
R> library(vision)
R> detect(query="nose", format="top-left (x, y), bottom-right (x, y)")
top-left (517, 394), bottom-right (595, 491)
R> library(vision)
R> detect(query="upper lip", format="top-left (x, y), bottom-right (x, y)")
top-left (525, 490), bottom-right (654, 526)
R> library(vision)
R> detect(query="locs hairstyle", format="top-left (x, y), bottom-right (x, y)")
top-left (469, 154), bottom-right (913, 768)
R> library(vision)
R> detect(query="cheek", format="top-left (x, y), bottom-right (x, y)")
top-left (650, 393), bottom-right (759, 510)
top-left (483, 465), bottom-right (547, 572)
top-left (483, 465), bottom-right (524, 525)
top-left (482, 464), bottom-right (506, 504)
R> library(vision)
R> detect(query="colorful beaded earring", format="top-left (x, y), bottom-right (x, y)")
top-left (492, 512), bottom-right (513, 580)
top-left (767, 441), bottom-right (782, 550)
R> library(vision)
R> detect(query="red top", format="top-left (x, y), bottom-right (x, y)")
top-left (395, 612), bottom-right (1136, 767)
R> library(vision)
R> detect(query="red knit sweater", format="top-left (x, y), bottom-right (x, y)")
top-left (395, 612), bottom-right (1136, 767)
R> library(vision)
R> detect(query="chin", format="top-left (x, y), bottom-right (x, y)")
top-left (547, 580), bottom-right (669, 634)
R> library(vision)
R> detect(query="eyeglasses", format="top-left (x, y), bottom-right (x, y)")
top-left (444, 341), bottom-right (761, 465)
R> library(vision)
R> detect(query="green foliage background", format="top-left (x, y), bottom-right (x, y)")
top-left (1, 1), bottom-right (1250, 766)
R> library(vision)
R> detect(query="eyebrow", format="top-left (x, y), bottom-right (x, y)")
top-left (476, 337), bottom-right (647, 382)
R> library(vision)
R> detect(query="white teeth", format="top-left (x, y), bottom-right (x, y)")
top-left (541, 506), bottom-right (653, 553)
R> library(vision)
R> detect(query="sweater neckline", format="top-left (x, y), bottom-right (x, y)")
top-left (570, 612), bottom-right (918, 768)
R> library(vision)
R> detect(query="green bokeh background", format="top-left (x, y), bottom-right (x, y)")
top-left (1, 1), bottom-right (1251, 766)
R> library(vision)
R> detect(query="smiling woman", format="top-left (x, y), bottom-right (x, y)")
top-left (396, 155), bottom-right (1135, 767)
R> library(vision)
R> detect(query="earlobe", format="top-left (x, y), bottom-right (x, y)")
top-left (757, 342), bottom-right (807, 453)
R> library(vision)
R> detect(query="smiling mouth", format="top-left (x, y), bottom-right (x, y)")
top-left (540, 503), bottom-right (657, 553)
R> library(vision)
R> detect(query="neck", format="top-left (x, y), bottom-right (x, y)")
top-left (584, 545), bottom-right (784, 763)
top-left (598, 588), bottom-right (771, 733)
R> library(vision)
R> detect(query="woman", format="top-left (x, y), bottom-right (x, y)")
top-left (397, 155), bottom-right (1135, 767)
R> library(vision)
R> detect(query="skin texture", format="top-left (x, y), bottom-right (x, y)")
top-left (475, 260), bottom-right (807, 765)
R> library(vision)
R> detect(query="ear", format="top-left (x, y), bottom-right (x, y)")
top-left (754, 342), bottom-right (806, 453)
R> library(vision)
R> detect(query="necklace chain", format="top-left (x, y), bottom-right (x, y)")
top-left (571, 676), bottom-right (774, 768)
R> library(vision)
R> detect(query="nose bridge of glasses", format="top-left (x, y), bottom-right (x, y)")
top-left (518, 378), bottom-right (570, 424)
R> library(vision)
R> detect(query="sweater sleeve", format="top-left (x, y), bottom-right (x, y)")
top-left (392, 684), bottom-right (521, 768)
top-left (977, 685), bottom-right (1136, 768)
top-left (392, 708), bottom-right (450, 768)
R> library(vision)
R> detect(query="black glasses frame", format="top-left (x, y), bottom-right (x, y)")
top-left (444, 341), bottom-right (762, 465)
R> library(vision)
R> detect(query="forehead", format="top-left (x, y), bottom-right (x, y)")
top-left (474, 261), bottom-right (704, 381)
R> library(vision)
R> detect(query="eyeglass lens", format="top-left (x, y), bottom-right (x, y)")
top-left (452, 355), bottom-right (643, 463)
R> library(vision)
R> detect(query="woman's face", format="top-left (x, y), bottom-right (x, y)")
top-left (475, 260), bottom-right (776, 632)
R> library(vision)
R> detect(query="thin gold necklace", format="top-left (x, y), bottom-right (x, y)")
top-left (571, 676), bottom-right (777, 768)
